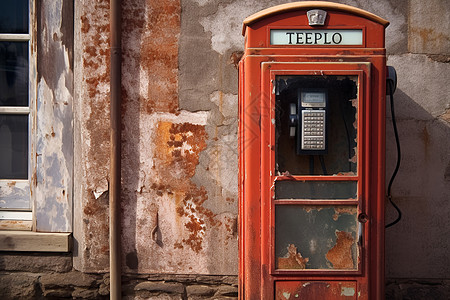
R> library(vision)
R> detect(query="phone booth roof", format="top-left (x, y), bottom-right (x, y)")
top-left (242, 1), bottom-right (389, 36)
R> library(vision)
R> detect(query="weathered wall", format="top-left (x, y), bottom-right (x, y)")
top-left (74, 0), bottom-right (238, 274)
top-left (71, 0), bottom-right (450, 278)
top-left (73, 0), bottom-right (111, 272)
top-left (384, 0), bottom-right (450, 280)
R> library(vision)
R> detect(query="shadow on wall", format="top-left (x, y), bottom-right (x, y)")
top-left (120, 0), bottom-right (146, 272)
top-left (384, 87), bottom-right (450, 279)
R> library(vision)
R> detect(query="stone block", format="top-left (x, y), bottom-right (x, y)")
top-left (215, 285), bottom-right (238, 297)
top-left (221, 276), bottom-right (238, 286)
top-left (126, 294), bottom-right (183, 300)
top-left (43, 288), bottom-right (73, 298)
top-left (134, 281), bottom-right (185, 294)
top-left (0, 272), bottom-right (39, 299)
top-left (186, 284), bottom-right (216, 296)
top-left (0, 253), bottom-right (72, 272)
top-left (72, 287), bottom-right (99, 299)
top-left (195, 275), bottom-right (223, 285)
top-left (40, 271), bottom-right (98, 289)
top-left (98, 282), bottom-right (110, 296)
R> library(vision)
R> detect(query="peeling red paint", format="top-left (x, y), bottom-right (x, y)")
top-left (332, 206), bottom-right (357, 221)
top-left (326, 231), bottom-right (355, 269)
top-left (278, 244), bottom-right (309, 269)
top-left (276, 281), bottom-right (357, 299)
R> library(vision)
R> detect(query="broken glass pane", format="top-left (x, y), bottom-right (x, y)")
top-left (275, 75), bottom-right (358, 176)
top-left (275, 205), bottom-right (358, 270)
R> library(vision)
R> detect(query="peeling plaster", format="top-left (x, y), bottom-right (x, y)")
top-left (199, 2), bottom-right (266, 54)
top-left (35, 0), bottom-right (74, 232)
top-left (36, 77), bottom-right (73, 232)
top-left (0, 181), bottom-right (29, 209)
top-left (209, 91), bottom-right (238, 124)
top-left (340, 0), bottom-right (407, 52)
top-left (73, 0), bottom-right (111, 272)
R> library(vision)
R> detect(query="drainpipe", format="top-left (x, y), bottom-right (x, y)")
top-left (110, 0), bottom-right (122, 299)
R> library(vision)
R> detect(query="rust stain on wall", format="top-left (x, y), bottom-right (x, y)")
top-left (77, 0), bottom-right (111, 270)
top-left (153, 121), bottom-right (222, 253)
top-left (278, 244), bottom-right (309, 269)
top-left (141, 0), bottom-right (180, 114)
top-left (326, 231), bottom-right (355, 269)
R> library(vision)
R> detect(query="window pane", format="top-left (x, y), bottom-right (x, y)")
top-left (275, 205), bottom-right (358, 270)
top-left (275, 181), bottom-right (357, 199)
top-left (0, 0), bottom-right (28, 34)
top-left (0, 41), bottom-right (29, 106)
top-left (275, 75), bottom-right (358, 176)
top-left (0, 114), bottom-right (28, 179)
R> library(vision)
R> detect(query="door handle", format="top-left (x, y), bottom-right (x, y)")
top-left (357, 213), bottom-right (368, 246)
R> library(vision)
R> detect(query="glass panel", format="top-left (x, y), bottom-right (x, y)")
top-left (275, 75), bottom-right (358, 175)
top-left (0, 41), bottom-right (29, 106)
top-left (0, 114), bottom-right (28, 179)
top-left (275, 181), bottom-right (357, 199)
top-left (0, 0), bottom-right (28, 34)
top-left (275, 205), bottom-right (358, 270)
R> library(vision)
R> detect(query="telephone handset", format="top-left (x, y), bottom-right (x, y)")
top-left (289, 88), bottom-right (328, 155)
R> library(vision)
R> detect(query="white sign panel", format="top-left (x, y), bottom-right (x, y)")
top-left (270, 29), bottom-right (363, 45)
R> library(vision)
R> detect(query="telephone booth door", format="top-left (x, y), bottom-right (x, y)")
top-left (261, 62), bottom-right (372, 299)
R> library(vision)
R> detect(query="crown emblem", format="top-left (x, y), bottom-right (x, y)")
top-left (307, 9), bottom-right (327, 26)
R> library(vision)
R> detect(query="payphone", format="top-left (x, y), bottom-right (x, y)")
top-left (239, 2), bottom-right (395, 299)
top-left (292, 88), bottom-right (328, 154)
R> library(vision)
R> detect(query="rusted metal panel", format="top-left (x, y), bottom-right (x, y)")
top-left (275, 281), bottom-right (357, 299)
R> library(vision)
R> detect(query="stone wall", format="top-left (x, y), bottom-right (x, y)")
top-left (0, 252), bottom-right (238, 299)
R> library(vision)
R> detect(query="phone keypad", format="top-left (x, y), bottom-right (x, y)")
top-left (301, 110), bottom-right (326, 150)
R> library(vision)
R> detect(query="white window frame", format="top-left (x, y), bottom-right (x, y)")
top-left (0, 0), bottom-right (36, 231)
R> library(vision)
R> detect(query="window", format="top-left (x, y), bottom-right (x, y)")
top-left (0, 0), bottom-right (34, 230)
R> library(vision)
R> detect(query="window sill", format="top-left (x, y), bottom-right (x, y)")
top-left (0, 230), bottom-right (72, 252)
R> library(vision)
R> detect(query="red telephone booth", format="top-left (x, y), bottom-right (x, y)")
top-left (239, 2), bottom-right (389, 299)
